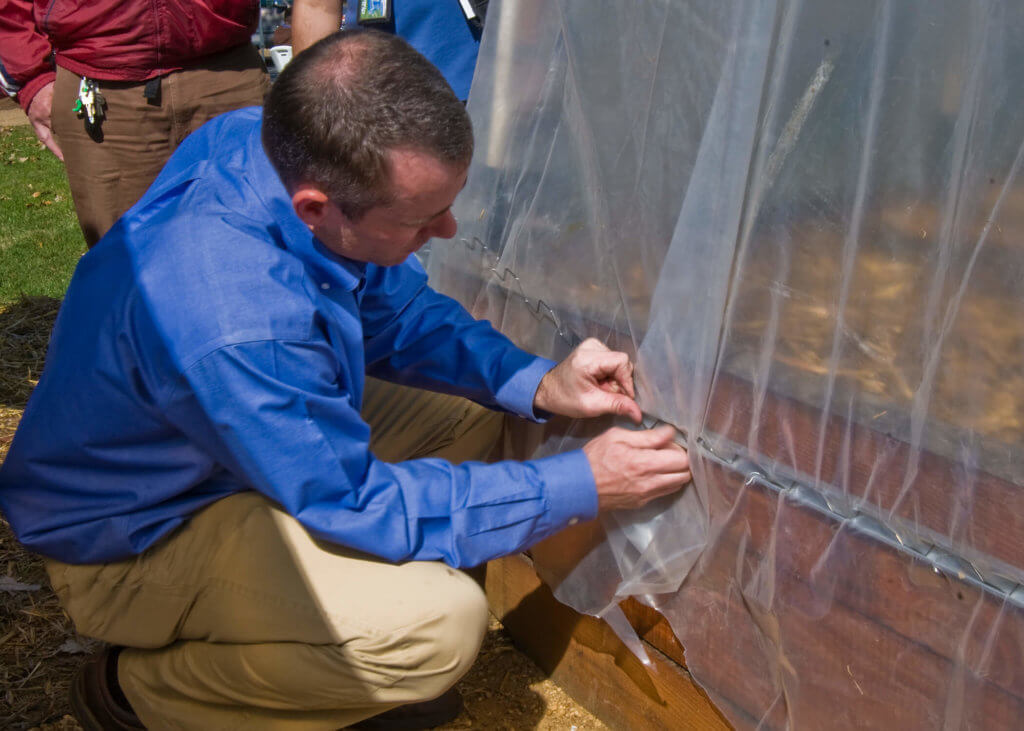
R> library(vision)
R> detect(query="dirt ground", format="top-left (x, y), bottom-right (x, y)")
top-left (0, 297), bottom-right (607, 729)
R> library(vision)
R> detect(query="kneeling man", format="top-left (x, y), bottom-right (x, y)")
top-left (0, 30), bottom-right (690, 730)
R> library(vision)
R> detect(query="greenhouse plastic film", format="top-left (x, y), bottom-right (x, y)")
top-left (427, 1), bottom-right (1024, 728)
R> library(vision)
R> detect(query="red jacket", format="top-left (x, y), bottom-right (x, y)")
top-left (0, 0), bottom-right (259, 112)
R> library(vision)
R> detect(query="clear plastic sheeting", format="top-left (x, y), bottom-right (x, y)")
top-left (427, 1), bottom-right (1024, 728)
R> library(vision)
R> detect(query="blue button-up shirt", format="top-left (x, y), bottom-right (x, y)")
top-left (0, 108), bottom-right (597, 566)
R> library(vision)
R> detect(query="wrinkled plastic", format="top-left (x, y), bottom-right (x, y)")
top-left (427, 1), bottom-right (1024, 728)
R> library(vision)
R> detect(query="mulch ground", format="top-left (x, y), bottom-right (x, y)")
top-left (0, 296), bottom-right (606, 730)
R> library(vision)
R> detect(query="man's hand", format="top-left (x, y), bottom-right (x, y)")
top-left (291, 0), bottom-right (343, 55)
top-left (584, 425), bottom-right (691, 511)
top-left (27, 82), bottom-right (63, 161)
top-left (534, 338), bottom-right (643, 423)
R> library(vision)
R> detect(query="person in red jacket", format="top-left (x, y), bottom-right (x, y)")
top-left (0, 0), bottom-right (271, 247)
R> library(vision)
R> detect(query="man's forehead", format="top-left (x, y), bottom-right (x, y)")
top-left (383, 148), bottom-right (468, 207)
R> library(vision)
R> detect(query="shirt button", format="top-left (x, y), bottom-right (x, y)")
top-left (320, 283), bottom-right (330, 290)
top-left (568, 517), bottom-right (579, 526)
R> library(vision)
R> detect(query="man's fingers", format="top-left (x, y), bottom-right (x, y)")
top-left (639, 448), bottom-right (691, 475)
top-left (577, 337), bottom-right (610, 353)
top-left (608, 358), bottom-right (635, 399)
top-left (598, 394), bottom-right (643, 423)
top-left (643, 471), bottom-right (693, 498)
top-left (588, 352), bottom-right (636, 400)
top-left (615, 396), bottom-right (643, 424)
top-left (542, 339), bottom-right (640, 421)
top-left (581, 388), bottom-right (642, 423)
top-left (40, 133), bottom-right (64, 161)
top-left (587, 423), bottom-right (693, 511)
top-left (585, 350), bottom-right (628, 375)
top-left (30, 121), bottom-right (63, 160)
top-left (618, 424), bottom-right (677, 448)
top-left (47, 137), bottom-right (64, 161)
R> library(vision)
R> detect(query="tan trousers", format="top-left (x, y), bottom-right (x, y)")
top-left (51, 44), bottom-right (271, 247)
top-left (45, 379), bottom-right (505, 730)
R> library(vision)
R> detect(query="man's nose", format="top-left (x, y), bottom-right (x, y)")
top-left (427, 210), bottom-right (457, 240)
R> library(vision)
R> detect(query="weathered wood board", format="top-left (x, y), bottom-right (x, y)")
top-left (440, 242), bottom-right (1024, 729)
top-left (486, 553), bottom-right (732, 730)
top-left (492, 454), bottom-right (1024, 729)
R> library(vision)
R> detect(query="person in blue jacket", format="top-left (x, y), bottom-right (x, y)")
top-left (291, 0), bottom-right (482, 100)
top-left (0, 30), bottom-right (690, 730)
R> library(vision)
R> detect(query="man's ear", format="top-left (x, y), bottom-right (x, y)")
top-left (291, 186), bottom-right (333, 229)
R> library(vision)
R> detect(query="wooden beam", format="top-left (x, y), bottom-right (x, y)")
top-left (706, 371), bottom-right (1024, 574)
top-left (495, 458), bottom-right (1024, 728)
top-left (644, 461), bottom-right (1024, 728)
top-left (486, 553), bottom-right (733, 730)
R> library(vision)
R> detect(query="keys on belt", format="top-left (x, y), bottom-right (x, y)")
top-left (72, 77), bottom-right (106, 129)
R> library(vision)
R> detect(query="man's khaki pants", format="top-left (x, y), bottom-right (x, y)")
top-left (45, 379), bottom-right (504, 730)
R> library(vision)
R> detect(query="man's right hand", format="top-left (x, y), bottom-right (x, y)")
top-left (583, 424), bottom-right (692, 511)
top-left (27, 81), bottom-right (63, 161)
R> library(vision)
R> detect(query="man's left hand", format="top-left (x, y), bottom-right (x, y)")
top-left (27, 82), bottom-right (64, 161)
top-left (533, 338), bottom-right (643, 423)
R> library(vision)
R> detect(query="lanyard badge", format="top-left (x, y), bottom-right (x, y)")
top-left (357, 0), bottom-right (392, 25)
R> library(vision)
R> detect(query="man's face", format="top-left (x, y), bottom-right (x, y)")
top-left (314, 148), bottom-right (468, 267)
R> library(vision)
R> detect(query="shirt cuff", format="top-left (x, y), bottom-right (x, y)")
top-left (533, 450), bottom-right (599, 531)
top-left (17, 71), bottom-right (55, 114)
top-left (494, 356), bottom-right (557, 421)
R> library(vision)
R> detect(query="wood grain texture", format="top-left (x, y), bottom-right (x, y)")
top-left (705, 371), bottom-right (1024, 576)
top-left (500, 458), bottom-right (1024, 729)
top-left (486, 553), bottom-right (733, 731)
top-left (646, 461), bottom-right (1024, 729)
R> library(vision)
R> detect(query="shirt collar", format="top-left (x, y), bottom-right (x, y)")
top-left (246, 120), bottom-right (367, 292)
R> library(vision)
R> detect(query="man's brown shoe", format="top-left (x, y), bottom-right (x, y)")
top-left (70, 646), bottom-right (145, 730)
top-left (349, 688), bottom-right (463, 730)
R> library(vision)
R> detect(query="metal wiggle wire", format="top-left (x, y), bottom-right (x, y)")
top-left (462, 235), bottom-right (584, 349)
top-left (459, 222), bottom-right (1024, 611)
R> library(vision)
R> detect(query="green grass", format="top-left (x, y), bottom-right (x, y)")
top-left (0, 126), bottom-right (85, 306)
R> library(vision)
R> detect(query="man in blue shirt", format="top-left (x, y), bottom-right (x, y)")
top-left (0, 30), bottom-right (690, 730)
top-left (291, 0), bottom-right (481, 100)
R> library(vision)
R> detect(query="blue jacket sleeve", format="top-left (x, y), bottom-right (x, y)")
top-left (358, 259), bottom-right (557, 420)
top-left (163, 337), bottom-right (597, 568)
